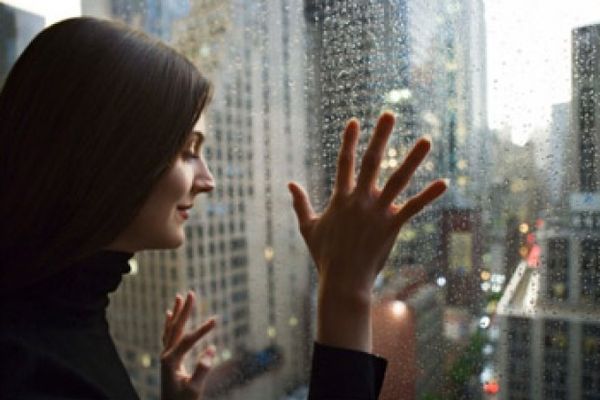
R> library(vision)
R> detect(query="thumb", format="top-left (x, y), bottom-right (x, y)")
top-left (287, 181), bottom-right (315, 231)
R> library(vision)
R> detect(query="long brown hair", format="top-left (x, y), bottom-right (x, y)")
top-left (0, 17), bottom-right (212, 293)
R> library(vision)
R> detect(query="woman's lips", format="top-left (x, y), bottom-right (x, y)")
top-left (177, 209), bottom-right (189, 219)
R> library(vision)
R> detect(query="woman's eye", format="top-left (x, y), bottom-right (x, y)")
top-left (184, 152), bottom-right (200, 160)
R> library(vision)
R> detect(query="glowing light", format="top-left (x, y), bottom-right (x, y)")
top-left (267, 326), bottom-right (277, 338)
top-left (519, 223), bottom-right (529, 233)
top-left (436, 276), bottom-right (447, 287)
top-left (391, 300), bottom-right (407, 317)
top-left (140, 353), bottom-right (151, 368)
top-left (388, 148), bottom-right (397, 157)
top-left (264, 247), bottom-right (274, 261)
top-left (483, 344), bottom-right (494, 356)
top-left (481, 282), bottom-right (491, 292)
top-left (221, 349), bottom-right (232, 361)
top-left (479, 316), bottom-right (491, 329)
top-left (289, 316), bottom-right (298, 326)
top-left (480, 270), bottom-right (491, 281)
top-left (199, 44), bottom-right (211, 57)
top-left (483, 380), bottom-right (500, 395)
top-left (388, 159), bottom-right (398, 168)
top-left (386, 88), bottom-right (412, 103)
top-left (129, 259), bottom-right (138, 275)
top-left (491, 274), bottom-right (506, 285)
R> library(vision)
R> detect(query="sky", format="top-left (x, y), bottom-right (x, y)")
top-left (484, 0), bottom-right (600, 145)
top-left (1, 0), bottom-right (81, 26)
top-left (4, 0), bottom-right (600, 146)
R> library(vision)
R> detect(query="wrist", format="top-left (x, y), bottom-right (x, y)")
top-left (318, 279), bottom-right (373, 310)
top-left (316, 278), bottom-right (373, 353)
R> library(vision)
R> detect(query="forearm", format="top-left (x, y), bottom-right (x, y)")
top-left (316, 280), bottom-right (373, 353)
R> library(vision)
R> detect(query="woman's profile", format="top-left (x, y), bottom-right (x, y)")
top-left (0, 17), bottom-right (446, 400)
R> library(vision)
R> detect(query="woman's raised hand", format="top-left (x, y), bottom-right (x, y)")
top-left (160, 291), bottom-right (217, 400)
top-left (288, 111), bottom-right (447, 352)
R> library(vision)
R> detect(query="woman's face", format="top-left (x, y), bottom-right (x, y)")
top-left (105, 115), bottom-right (214, 252)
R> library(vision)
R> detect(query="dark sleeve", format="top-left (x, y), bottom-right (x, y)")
top-left (308, 341), bottom-right (387, 400)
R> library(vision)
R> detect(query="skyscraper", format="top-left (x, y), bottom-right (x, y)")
top-left (97, 1), bottom-right (312, 399)
top-left (497, 23), bottom-right (600, 400)
top-left (570, 23), bottom-right (600, 193)
top-left (545, 102), bottom-right (571, 208)
top-left (303, 0), bottom-right (488, 296)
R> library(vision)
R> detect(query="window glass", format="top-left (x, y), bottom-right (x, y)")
top-left (3, 0), bottom-right (600, 398)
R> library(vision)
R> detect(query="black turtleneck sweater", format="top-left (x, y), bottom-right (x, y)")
top-left (0, 249), bottom-right (139, 400)
top-left (0, 250), bottom-right (386, 400)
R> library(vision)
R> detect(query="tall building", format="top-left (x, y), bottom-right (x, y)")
top-left (88, 1), bottom-right (312, 399)
top-left (304, 0), bottom-right (488, 311)
top-left (569, 23), bottom-right (600, 193)
top-left (427, 0), bottom-right (488, 312)
top-left (543, 102), bottom-right (571, 208)
top-left (497, 23), bottom-right (600, 400)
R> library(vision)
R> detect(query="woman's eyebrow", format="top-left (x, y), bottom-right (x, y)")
top-left (190, 130), bottom-right (204, 151)
top-left (192, 130), bottom-right (204, 143)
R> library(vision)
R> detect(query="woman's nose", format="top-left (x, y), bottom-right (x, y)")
top-left (192, 159), bottom-right (215, 194)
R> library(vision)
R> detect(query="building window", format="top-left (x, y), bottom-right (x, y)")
top-left (581, 239), bottom-right (600, 303)
top-left (547, 238), bottom-right (569, 301)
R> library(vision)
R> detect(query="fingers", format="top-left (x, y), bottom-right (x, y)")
top-left (189, 345), bottom-right (217, 390)
top-left (171, 317), bottom-right (217, 363)
top-left (334, 118), bottom-right (359, 196)
top-left (168, 291), bottom-right (195, 349)
top-left (393, 179), bottom-right (447, 229)
top-left (355, 111), bottom-right (395, 194)
top-left (162, 310), bottom-right (173, 347)
top-left (163, 294), bottom-right (183, 347)
top-left (377, 138), bottom-right (431, 209)
top-left (288, 181), bottom-right (316, 234)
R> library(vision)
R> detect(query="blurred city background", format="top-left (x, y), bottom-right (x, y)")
top-left (2, 0), bottom-right (600, 399)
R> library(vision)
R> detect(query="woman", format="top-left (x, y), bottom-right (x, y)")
top-left (0, 17), bottom-right (446, 400)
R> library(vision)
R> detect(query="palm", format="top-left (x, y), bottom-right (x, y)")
top-left (288, 112), bottom-right (446, 293)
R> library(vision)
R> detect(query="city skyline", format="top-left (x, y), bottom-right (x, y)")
top-left (485, 0), bottom-right (600, 145)
top-left (4, 0), bottom-right (600, 147)
top-left (3, 1), bottom-right (600, 399)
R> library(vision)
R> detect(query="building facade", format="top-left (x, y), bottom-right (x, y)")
top-left (87, 1), bottom-right (313, 399)
top-left (497, 23), bottom-right (600, 400)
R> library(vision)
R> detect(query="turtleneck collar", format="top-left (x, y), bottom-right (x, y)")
top-left (1, 249), bottom-right (134, 327)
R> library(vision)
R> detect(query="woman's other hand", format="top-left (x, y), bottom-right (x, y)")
top-left (288, 111), bottom-right (447, 353)
top-left (160, 291), bottom-right (217, 400)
